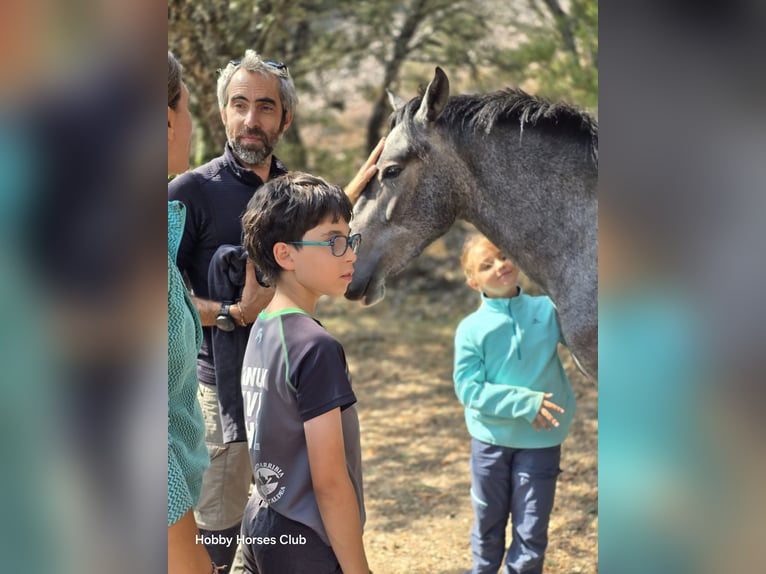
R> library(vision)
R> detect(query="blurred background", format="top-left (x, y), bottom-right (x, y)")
top-left (600, 1), bottom-right (766, 573)
top-left (2, 0), bottom-right (766, 572)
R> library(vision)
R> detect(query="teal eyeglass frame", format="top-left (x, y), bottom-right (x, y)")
top-left (288, 233), bottom-right (361, 257)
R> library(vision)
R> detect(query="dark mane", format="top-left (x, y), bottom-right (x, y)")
top-left (390, 88), bottom-right (598, 165)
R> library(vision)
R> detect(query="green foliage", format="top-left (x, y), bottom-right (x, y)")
top-left (487, 0), bottom-right (598, 111)
top-left (170, 0), bottom-right (597, 180)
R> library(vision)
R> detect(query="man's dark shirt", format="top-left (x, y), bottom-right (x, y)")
top-left (168, 143), bottom-right (287, 385)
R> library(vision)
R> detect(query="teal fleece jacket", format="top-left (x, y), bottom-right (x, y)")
top-left (168, 201), bottom-right (209, 526)
top-left (453, 289), bottom-right (575, 448)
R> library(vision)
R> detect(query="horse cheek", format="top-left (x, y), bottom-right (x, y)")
top-left (384, 196), bottom-right (398, 222)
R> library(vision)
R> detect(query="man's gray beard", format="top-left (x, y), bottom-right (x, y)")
top-left (229, 138), bottom-right (273, 167)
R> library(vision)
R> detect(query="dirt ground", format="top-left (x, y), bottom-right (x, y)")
top-left (231, 223), bottom-right (597, 574)
top-left (316, 223), bottom-right (598, 574)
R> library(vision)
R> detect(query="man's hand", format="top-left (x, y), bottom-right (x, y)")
top-left (531, 393), bottom-right (565, 431)
top-left (344, 137), bottom-right (385, 205)
top-left (236, 259), bottom-right (275, 326)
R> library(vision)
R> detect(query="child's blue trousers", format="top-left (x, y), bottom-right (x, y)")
top-left (469, 439), bottom-right (561, 574)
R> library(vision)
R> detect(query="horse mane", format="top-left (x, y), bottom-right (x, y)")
top-left (391, 88), bottom-right (599, 165)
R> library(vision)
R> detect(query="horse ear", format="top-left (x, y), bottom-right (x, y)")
top-left (414, 66), bottom-right (449, 125)
top-left (386, 89), bottom-right (406, 111)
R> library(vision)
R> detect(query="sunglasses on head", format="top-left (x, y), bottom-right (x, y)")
top-left (227, 59), bottom-right (289, 77)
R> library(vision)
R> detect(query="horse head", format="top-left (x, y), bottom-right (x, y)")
top-left (346, 66), bottom-right (598, 378)
top-left (346, 67), bottom-right (470, 305)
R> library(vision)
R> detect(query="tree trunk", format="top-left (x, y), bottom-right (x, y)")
top-left (365, 0), bottom-right (429, 151)
top-left (540, 0), bottom-right (579, 63)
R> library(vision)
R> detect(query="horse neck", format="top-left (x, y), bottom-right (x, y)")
top-left (455, 129), bottom-right (598, 302)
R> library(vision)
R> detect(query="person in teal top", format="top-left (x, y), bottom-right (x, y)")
top-left (453, 234), bottom-right (575, 574)
top-left (167, 51), bottom-right (213, 574)
top-left (168, 200), bottom-right (209, 523)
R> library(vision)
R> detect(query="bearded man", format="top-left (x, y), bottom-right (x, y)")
top-left (167, 51), bottom-right (296, 572)
top-left (168, 50), bottom-right (381, 571)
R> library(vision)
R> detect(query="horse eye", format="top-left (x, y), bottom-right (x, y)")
top-left (381, 165), bottom-right (403, 179)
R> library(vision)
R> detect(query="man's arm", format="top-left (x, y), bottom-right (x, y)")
top-left (235, 259), bottom-right (275, 325)
top-left (190, 260), bottom-right (274, 327)
top-left (189, 295), bottom-right (223, 327)
top-left (305, 408), bottom-right (370, 574)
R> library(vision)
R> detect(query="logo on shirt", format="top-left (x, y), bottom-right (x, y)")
top-left (532, 317), bottom-right (541, 324)
top-left (254, 462), bottom-right (286, 504)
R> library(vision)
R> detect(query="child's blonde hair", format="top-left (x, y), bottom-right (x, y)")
top-left (460, 233), bottom-right (498, 279)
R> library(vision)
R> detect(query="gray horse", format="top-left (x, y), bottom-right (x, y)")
top-left (346, 67), bottom-right (598, 380)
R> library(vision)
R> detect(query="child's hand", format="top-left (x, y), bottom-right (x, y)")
top-left (532, 393), bottom-right (565, 431)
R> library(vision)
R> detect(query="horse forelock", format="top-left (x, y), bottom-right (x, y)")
top-left (391, 89), bottom-right (598, 166)
top-left (387, 105), bottom-right (432, 159)
top-left (388, 96), bottom-right (422, 130)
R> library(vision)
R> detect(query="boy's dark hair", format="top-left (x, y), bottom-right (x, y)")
top-left (242, 172), bottom-right (353, 285)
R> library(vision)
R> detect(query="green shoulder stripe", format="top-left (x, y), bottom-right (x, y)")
top-left (278, 315), bottom-right (298, 393)
top-left (259, 307), bottom-right (310, 320)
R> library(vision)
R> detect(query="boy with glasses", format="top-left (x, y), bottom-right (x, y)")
top-left (239, 172), bottom-right (371, 574)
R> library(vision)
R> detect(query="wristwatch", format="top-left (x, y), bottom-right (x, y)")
top-left (215, 303), bottom-right (236, 332)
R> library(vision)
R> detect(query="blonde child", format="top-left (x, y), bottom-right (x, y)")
top-left (454, 234), bottom-right (575, 574)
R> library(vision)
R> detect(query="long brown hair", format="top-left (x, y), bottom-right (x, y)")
top-left (168, 51), bottom-right (182, 109)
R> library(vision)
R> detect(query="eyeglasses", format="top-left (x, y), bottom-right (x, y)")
top-left (288, 233), bottom-right (361, 257)
top-left (227, 59), bottom-right (290, 78)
